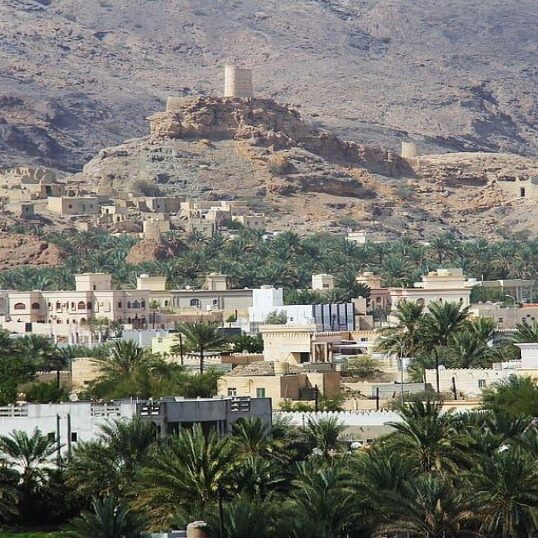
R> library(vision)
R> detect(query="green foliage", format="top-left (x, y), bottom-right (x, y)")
top-left (67, 496), bottom-right (145, 538)
top-left (25, 381), bottom-right (69, 404)
top-left (264, 310), bottom-right (288, 324)
top-left (344, 355), bottom-right (382, 379)
top-left (230, 333), bottom-right (264, 354)
top-left (175, 321), bottom-right (225, 374)
top-left (470, 284), bottom-right (509, 304)
top-left (2, 230), bottom-right (538, 303)
top-left (482, 375), bottom-right (538, 418)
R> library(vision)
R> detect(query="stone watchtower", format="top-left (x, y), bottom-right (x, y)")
top-left (224, 65), bottom-right (253, 98)
top-left (401, 140), bottom-right (418, 159)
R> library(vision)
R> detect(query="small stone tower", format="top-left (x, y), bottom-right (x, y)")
top-left (224, 65), bottom-right (253, 98)
top-left (401, 140), bottom-right (418, 159)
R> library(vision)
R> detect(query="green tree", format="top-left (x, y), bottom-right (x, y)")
top-left (290, 463), bottom-right (356, 538)
top-left (471, 448), bottom-right (538, 538)
top-left (379, 475), bottom-right (474, 538)
top-left (0, 429), bottom-right (58, 524)
top-left (512, 320), bottom-right (538, 343)
top-left (264, 310), bottom-right (288, 325)
top-left (68, 496), bottom-right (145, 538)
top-left (134, 424), bottom-right (233, 527)
top-left (176, 321), bottom-right (225, 374)
top-left (25, 380), bottom-right (69, 403)
top-left (67, 418), bottom-right (156, 500)
top-left (303, 417), bottom-right (345, 459)
top-left (482, 375), bottom-right (538, 418)
top-left (386, 399), bottom-right (468, 473)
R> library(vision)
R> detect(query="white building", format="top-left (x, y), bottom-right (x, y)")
top-left (249, 287), bottom-right (315, 329)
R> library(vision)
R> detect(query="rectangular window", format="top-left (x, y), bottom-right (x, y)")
top-left (227, 388), bottom-right (237, 397)
top-left (478, 379), bottom-right (486, 388)
top-left (498, 318), bottom-right (503, 323)
top-left (47, 432), bottom-right (55, 442)
top-left (256, 388), bottom-right (266, 398)
top-left (71, 432), bottom-right (78, 443)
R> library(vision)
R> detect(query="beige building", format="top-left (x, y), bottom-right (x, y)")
top-left (312, 274), bottom-right (335, 292)
top-left (424, 366), bottom-right (507, 398)
top-left (390, 268), bottom-right (471, 310)
top-left (468, 278), bottom-right (535, 303)
top-left (47, 196), bottom-right (100, 216)
top-left (260, 325), bottom-right (352, 364)
top-left (5, 273), bottom-right (150, 328)
top-left (356, 272), bottom-right (391, 314)
top-left (142, 196), bottom-right (182, 214)
top-left (231, 214), bottom-right (266, 230)
top-left (470, 303), bottom-right (538, 330)
top-left (135, 273), bottom-right (253, 317)
top-left (495, 176), bottom-right (538, 201)
top-left (217, 361), bottom-right (340, 408)
top-left (224, 65), bottom-right (254, 98)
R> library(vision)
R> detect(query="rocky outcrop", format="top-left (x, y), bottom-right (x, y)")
top-left (148, 96), bottom-right (411, 177)
top-left (125, 238), bottom-right (169, 265)
top-left (412, 152), bottom-right (538, 186)
top-left (0, 233), bottom-right (63, 270)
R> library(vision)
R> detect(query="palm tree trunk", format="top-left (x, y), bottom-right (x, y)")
top-left (200, 346), bottom-right (204, 375)
top-left (435, 353), bottom-right (440, 393)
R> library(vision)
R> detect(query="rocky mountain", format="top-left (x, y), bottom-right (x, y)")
top-left (1, 0), bottom-right (538, 172)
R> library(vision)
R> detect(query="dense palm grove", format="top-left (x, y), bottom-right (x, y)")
top-left (0, 325), bottom-right (262, 405)
top-left (1, 395), bottom-right (538, 537)
top-left (376, 302), bottom-right (538, 385)
top-left (2, 228), bottom-right (538, 298)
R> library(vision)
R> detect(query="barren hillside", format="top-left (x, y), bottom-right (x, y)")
top-left (1, 0), bottom-right (537, 171)
top-left (78, 96), bottom-right (538, 240)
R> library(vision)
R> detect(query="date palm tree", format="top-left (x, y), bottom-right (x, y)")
top-left (376, 301), bottom-right (425, 358)
top-left (386, 399), bottom-right (469, 473)
top-left (68, 496), bottom-right (145, 538)
top-left (176, 321), bottom-right (225, 374)
top-left (290, 462), bottom-right (356, 538)
top-left (92, 340), bottom-right (156, 378)
top-left (0, 428), bottom-right (57, 523)
top-left (471, 448), bottom-right (538, 538)
top-left (482, 375), bottom-right (538, 419)
top-left (66, 417), bottom-right (156, 499)
top-left (378, 474), bottom-right (475, 538)
top-left (512, 320), bottom-right (538, 343)
top-left (133, 424), bottom-right (233, 527)
top-left (303, 416), bottom-right (345, 459)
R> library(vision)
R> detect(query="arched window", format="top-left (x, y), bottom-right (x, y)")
top-left (133, 300), bottom-right (140, 309)
top-left (56, 302), bottom-right (61, 310)
top-left (14, 303), bottom-right (25, 310)
top-left (127, 317), bottom-right (132, 324)
top-left (80, 318), bottom-right (86, 324)
top-left (190, 298), bottom-right (201, 307)
top-left (127, 301), bottom-right (131, 309)
top-left (141, 300), bottom-right (146, 308)
top-left (77, 301), bottom-right (85, 310)
top-left (66, 319), bottom-right (69, 324)
top-left (31, 302), bottom-right (40, 310)
top-left (417, 298), bottom-right (425, 307)
top-left (71, 302), bottom-right (75, 309)
top-left (56, 319), bottom-right (62, 324)
top-left (87, 302), bottom-right (92, 310)
top-left (164, 300), bottom-right (169, 307)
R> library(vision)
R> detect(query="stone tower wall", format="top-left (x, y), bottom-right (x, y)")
top-left (401, 141), bottom-right (418, 158)
top-left (224, 65), bottom-right (253, 98)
